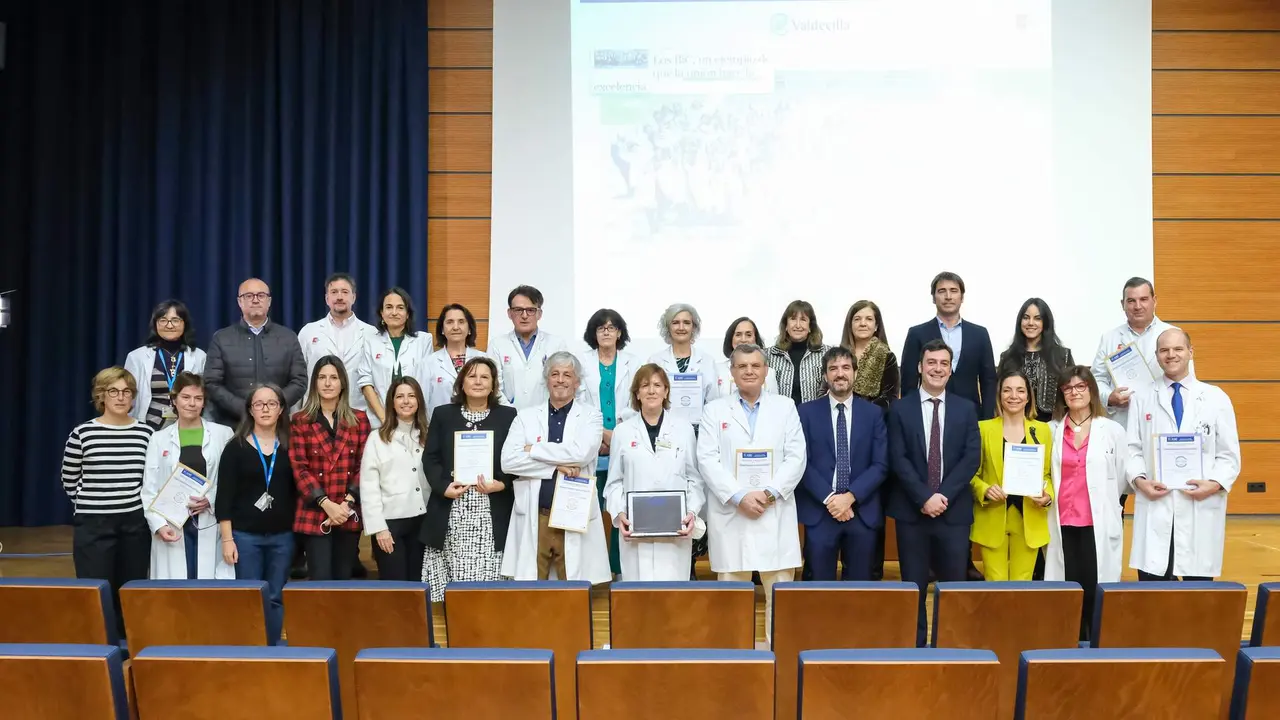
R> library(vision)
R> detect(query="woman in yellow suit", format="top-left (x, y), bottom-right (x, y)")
top-left (971, 370), bottom-right (1054, 581)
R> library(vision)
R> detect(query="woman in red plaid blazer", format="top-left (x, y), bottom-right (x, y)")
top-left (290, 355), bottom-right (372, 580)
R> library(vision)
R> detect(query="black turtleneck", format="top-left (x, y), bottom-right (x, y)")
top-left (155, 338), bottom-right (185, 354)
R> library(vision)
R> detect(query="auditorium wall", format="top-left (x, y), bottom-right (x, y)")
top-left (426, 0), bottom-right (1280, 512)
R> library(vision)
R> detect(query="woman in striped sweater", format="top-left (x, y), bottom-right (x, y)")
top-left (61, 366), bottom-right (154, 638)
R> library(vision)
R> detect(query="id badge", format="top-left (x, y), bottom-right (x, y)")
top-left (254, 492), bottom-right (274, 511)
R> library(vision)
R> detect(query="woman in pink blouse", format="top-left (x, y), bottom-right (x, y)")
top-left (1046, 366), bottom-right (1128, 641)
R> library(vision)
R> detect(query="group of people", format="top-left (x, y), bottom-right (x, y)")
top-left (59, 271), bottom-right (1241, 646)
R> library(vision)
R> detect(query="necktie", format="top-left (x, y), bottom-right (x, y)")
top-left (927, 398), bottom-right (942, 492)
top-left (1172, 382), bottom-right (1184, 430)
top-left (835, 403), bottom-right (850, 493)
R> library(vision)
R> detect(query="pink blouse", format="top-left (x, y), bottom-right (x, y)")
top-left (1058, 425), bottom-right (1093, 527)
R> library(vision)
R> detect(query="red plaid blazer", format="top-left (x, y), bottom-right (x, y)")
top-left (289, 409), bottom-right (372, 535)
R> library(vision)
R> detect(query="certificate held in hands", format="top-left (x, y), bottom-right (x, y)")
top-left (627, 490), bottom-right (686, 538)
top-left (1105, 343), bottom-right (1156, 394)
top-left (1002, 443), bottom-right (1046, 497)
top-left (453, 430), bottom-right (494, 485)
top-left (1158, 433), bottom-right (1203, 490)
top-left (549, 474), bottom-right (594, 533)
top-left (149, 463), bottom-right (210, 527)
top-left (735, 449), bottom-right (773, 488)
top-left (669, 374), bottom-right (704, 425)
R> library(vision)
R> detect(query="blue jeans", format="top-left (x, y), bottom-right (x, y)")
top-left (233, 530), bottom-right (294, 644)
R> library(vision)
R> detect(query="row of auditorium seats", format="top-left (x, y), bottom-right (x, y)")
top-left (1, 578), bottom-right (1278, 719)
top-left (2, 643), bottom-right (1278, 719)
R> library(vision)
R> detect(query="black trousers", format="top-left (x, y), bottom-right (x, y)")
top-left (1136, 528), bottom-right (1211, 583)
top-left (305, 531), bottom-right (361, 581)
top-left (1060, 525), bottom-right (1099, 641)
top-left (372, 515), bottom-right (427, 582)
top-left (896, 519), bottom-right (969, 647)
top-left (73, 511), bottom-right (151, 638)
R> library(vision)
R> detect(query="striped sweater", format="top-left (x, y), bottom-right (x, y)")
top-left (61, 420), bottom-right (154, 514)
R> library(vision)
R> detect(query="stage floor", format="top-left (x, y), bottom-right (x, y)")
top-left (3, 517), bottom-right (1276, 646)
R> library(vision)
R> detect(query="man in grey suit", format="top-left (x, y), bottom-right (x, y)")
top-left (204, 277), bottom-right (308, 424)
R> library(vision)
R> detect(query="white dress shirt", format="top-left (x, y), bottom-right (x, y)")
top-left (920, 388), bottom-right (947, 475)
top-left (828, 394), bottom-right (855, 493)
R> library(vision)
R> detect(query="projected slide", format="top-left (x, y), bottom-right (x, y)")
top-left (569, 0), bottom-right (1054, 353)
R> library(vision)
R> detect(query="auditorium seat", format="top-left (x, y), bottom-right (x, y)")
top-left (1231, 647), bottom-right (1280, 719)
top-left (1249, 583), bottom-right (1280, 647)
top-left (932, 581), bottom-right (1083, 720)
top-left (797, 648), bottom-right (1000, 719)
top-left (284, 581), bottom-right (435, 719)
top-left (0, 578), bottom-right (118, 646)
top-left (0, 643), bottom-right (129, 720)
top-left (355, 648), bottom-right (555, 719)
top-left (118, 579), bottom-right (271, 653)
top-left (444, 581), bottom-right (592, 720)
top-left (1016, 648), bottom-right (1225, 719)
top-left (1091, 581), bottom-right (1247, 718)
top-left (131, 646), bottom-right (339, 719)
top-left (772, 581), bottom-right (917, 720)
top-left (577, 649), bottom-right (773, 719)
top-left (609, 581), bottom-right (754, 649)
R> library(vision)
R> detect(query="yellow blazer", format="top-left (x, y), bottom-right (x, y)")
top-left (970, 417), bottom-right (1054, 549)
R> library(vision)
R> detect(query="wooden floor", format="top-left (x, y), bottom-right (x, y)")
top-left (3, 517), bottom-right (1277, 646)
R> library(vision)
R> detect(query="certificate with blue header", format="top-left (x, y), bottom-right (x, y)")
top-left (735, 449), bottom-right (773, 489)
top-left (453, 430), bottom-right (494, 485)
top-left (149, 464), bottom-right (210, 527)
top-left (1158, 433), bottom-right (1203, 491)
top-left (670, 373), bottom-right (703, 424)
top-left (1105, 343), bottom-right (1156, 393)
top-left (1002, 443), bottom-right (1046, 497)
top-left (549, 474), bottom-right (594, 533)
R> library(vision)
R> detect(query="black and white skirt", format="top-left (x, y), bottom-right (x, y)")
top-left (421, 488), bottom-right (503, 602)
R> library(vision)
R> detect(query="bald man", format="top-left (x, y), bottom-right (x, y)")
top-left (1125, 328), bottom-right (1241, 581)
top-left (205, 278), bottom-right (308, 424)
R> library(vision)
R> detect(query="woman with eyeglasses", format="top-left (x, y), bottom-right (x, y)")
top-left (125, 300), bottom-right (206, 430)
top-left (290, 355), bottom-right (372, 580)
top-left (61, 366), bottom-right (155, 638)
top-left (1045, 366), bottom-right (1127, 641)
top-left (216, 384), bottom-right (297, 645)
top-left (997, 299), bottom-right (1074, 423)
top-left (140, 373), bottom-right (235, 579)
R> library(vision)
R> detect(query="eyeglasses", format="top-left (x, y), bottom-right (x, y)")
top-left (597, 325), bottom-right (619, 334)
top-left (509, 307), bottom-right (539, 318)
top-left (239, 292), bottom-right (271, 302)
top-left (1061, 383), bottom-right (1090, 396)
top-left (105, 388), bottom-right (135, 399)
top-left (252, 401), bottom-right (282, 410)
top-left (157, 317), bottom-right (184, 327)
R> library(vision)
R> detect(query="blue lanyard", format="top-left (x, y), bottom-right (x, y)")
top-left (158, 350), bottom-right (184, 391)
top-left (251, 435), bottom-right (279, 492)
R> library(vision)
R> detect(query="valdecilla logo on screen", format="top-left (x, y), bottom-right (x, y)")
top-left (771, 13), bottom-right (850, 36)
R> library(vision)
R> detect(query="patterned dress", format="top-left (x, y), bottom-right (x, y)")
top-left (421, 406), bottom-right (504, 601)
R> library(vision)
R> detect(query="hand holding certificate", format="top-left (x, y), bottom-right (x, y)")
top-left (669, 374), bottom-right (704, 425)
top-left (453, 430), bottom-right (494, 485)
top-left (548, 474), bottom-right (594, 533)
top-left (1158, 433), bottom-right (1203, 491)
top-left (1002, 443), bottom-right (1047, 497)
top-left (149, 464), bottom-right (211, 528)
top-left (1105, 344), bottom-right (1156, 397)
top-left (735, 449), bottom-right (773, 488)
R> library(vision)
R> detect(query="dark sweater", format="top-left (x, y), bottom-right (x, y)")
top-left (214, 436), bottom-right (298, 534)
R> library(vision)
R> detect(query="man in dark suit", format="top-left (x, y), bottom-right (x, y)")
top-left (797, 347), bottom-right (889, 581)
top-left (900, 271), bottom-right (997, 419)
top-left (888, 339), bottom-right (981, 646)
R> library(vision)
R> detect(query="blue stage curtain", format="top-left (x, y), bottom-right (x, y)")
top-left (0, 0), bottom-right (429, 525)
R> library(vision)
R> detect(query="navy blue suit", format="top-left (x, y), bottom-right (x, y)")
top-left (887, 391), bottom-right (981, 645)
top-left (899, 319), bottom-right (997, 419)
top-left (797, 396), bottom-right (888, 581)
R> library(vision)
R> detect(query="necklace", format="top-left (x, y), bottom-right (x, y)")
top-left (1069, 412), bottom-right (1092, 432)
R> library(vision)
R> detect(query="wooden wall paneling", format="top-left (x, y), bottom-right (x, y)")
top-left (428, 115), bottom-right (493, 172)
top-left (427, 218), bottom-right (492, 318)
top-left (1153, 0), bottom-right (1280, 31)
top-left (1237, 442), bottom-right (1280, 512)
top-left (1153, 177), bottom-right (1280, 219)
top-left (1153, 117), bottom-right (1280, 173)
top-left (1153, 71), bottom-right (1280, 114)
top-left (1165, 323), bottom-right (1280, 381)
top-left (1153, 222), bottom-right (1280, 321)
top-left (428, 30), bottom-right (494, 68)
top-left (1154, 32), bottom-right (1280, 69)
top-left (1222, 384), bottom-right (1280, 441)
top-left (429, 70), bottom-right (494, 113)
top-left (428, 0), bottom-right (494, 29)
top-left (427, 173), bottom-right (493, 218)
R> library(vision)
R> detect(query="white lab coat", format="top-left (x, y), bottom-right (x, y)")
top-left (605, 413), bottom-right (704, 580)
top-left (140, 420), bottom-right (236, 580)
top-left (577, 349), bottom-right (642, 427)
top-left (714, 357), bottom-right (779, 398)
top-left (1090, 317), bottom-right (1177, 431)
top-left (648, 345), bottom-right (721, 408)
top-left (420, 346), bottom-right (489, 419)
top-left (1045, 417), bottom-right (1128, 583)
top-left (500, 402), bottom-right (612, 583)
top-left (487, 330), bottom-right (570, 410)
top-left (354, 331), bottom-right (435, 428)
top-left (298, 315), bottom-right (379, 412)
top-left (1125, 376), bottom-right (1241, 578)
top-left (696, 393), bottom-right (807, 573)
top-left (359, 425), bottom-right (428, 536)
top-left (124, 345), bottom-right (209, 423)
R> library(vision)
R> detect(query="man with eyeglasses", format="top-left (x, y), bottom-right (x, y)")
top-left (487, 285), bottom-right (569, 410)
top-left (205, 278), bottom-right (308, 425)
top-left (297, 273), bottom-right (376, 413)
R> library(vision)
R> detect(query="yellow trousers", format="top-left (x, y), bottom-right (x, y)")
top-left (979, 504), bottom-right (1040, 581)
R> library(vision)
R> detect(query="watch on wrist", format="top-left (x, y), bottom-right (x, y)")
top-left (762, 489), bottom-right (777, 505)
